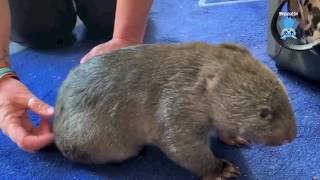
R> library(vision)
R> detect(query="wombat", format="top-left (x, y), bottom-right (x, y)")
top-left (53, 42), bottom-right (297, 180)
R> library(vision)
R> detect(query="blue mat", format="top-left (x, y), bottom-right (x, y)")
top-left (1, 0), bottom-right (320, 179)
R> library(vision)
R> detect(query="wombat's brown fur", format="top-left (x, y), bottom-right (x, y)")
top-left (53, 42), bottom-right (297, 180)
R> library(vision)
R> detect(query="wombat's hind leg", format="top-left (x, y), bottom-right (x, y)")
top-left (59, 143), bottom-right (92, 163)
top-left (204, 160), bottom-right (240, 180)
top-left (57, 139), bottom-right (143, 164)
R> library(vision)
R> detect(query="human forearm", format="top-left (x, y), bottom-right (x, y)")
top-left (80, 0), bottom-right (153, 63)
top-left (0, 0), bottom-right (11, 67)
top-left (113, 0), bottom-right (153, 43)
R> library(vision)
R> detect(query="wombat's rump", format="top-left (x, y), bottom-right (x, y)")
top-left (53, 42), bottom-right (296, 180)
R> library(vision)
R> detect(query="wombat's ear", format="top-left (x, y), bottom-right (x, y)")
top-left (219, 44), bottom-right (250, 55)
top-left (195, 74), bottom-right (220, 94)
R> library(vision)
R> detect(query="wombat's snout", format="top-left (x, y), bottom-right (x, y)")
top-left (270, 126), bottom-right (297, 146)
top-left (281, 133), bottom-right (295, 145)
top-left (282, 126), bottom-right (297, 145)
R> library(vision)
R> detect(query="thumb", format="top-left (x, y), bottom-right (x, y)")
top-left (80, 53), bottom-right (91, 64)
top-left (27, 97), bottom-right (54, 117)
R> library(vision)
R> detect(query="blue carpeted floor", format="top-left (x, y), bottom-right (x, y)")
top-left (1, 0), bottom-right (320, 179)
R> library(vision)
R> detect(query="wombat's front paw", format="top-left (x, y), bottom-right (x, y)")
top-left (219, 160), bottom-right (241, 179)
top-left (218, 134), bottom-right (250, 147)
top-left (202, 160), bottom-right (240, 180)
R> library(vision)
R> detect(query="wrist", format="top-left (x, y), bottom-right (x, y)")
top-left (112, 35), bottom-right (143, 44)
top-left (0, 74), bottom-right (15, 85)
top-left (0, 50), bottom-right (10, 68)
top-left (0, 62), bottom-right (10, 69)
top-left (0, 67), bottom-right (19, 81)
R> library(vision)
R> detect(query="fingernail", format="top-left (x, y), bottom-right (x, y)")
top-left (28, 98), bottom-right (35, 106)
top-left (47, 107), bottom-right (54, 114)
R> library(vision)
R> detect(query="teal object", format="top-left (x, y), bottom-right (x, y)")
top-left (0, 67), bottom-right (13, 78)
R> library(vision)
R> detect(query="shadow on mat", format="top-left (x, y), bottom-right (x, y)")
top-left (40, 139), bottom-right (254, 180)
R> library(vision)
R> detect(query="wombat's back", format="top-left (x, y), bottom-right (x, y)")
top-left (53, 42), bottom-right (220, 163)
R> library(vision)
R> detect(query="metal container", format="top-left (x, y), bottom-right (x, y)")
top-left (267, 0), bottom-right (320, 82)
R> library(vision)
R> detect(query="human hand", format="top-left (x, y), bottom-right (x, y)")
top-left (0, 78), bottom-right (54, 152)
top-left (80, 38), bottom-right (140, 64)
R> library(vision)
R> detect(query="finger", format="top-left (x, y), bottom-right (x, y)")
top-left (7, 121), bottom-right (53, 152)
top-left (81, 46), bottom-right (104, 64)
top-left (21, 113), bottom-right (33, 133)
top-left (6, 121), bottom-right (27, 140)
top-left (1, 117), bottom-right (24, 137)
top-left (33, 118), bottom-right (52, 135)
top-left (19, 133), bottom-right (54, 153)
top-left (39, 118), bottom-right (52, 133)
top-left (5, 121), bottom-right (30, 151)
top-left (80, 51), bottom-right (93, 64)
top-left (80, 54), bottom-right (88, 64)
top-left (81, 52), bottom-right (97, 64)
top-left (27, 97), bottom-right (54, 117)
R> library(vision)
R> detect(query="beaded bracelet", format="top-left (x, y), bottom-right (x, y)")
top-left (0, 67), bottom-right (19, 80)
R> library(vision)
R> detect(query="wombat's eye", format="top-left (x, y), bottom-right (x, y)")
top-left (259, 106), bottom-right (273, 120)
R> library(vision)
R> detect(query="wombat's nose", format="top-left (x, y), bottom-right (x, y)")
top-left (282, 129), bottom-right (296, 145)
top-left (288, 126), bottom-right (297, 140)
top-left (281, 140), bottom-right (290, 145)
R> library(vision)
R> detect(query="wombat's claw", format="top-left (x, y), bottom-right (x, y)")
top-left (202, 161), bottom-right (241, 180)
top-left (219, 136), bottom-right (250, 147)
top-left (234, 137), bottom-right (250, 147)
top-left (220, 160), bottom-right (241, 179)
